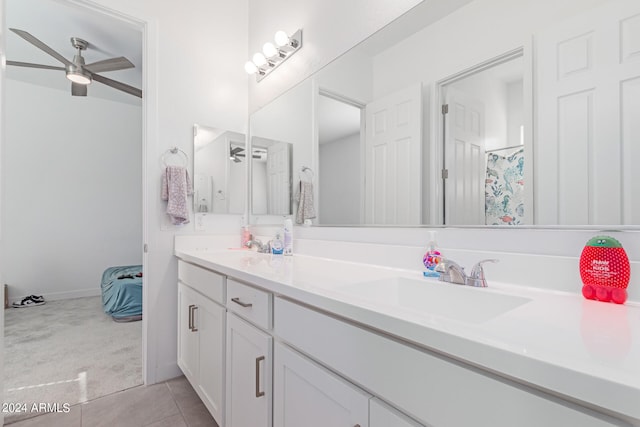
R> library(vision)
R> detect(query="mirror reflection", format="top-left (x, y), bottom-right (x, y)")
top-left (318, 92), bottom-right (362, 224)
top-left (442, 53), bottom-right (526, 226)
top-left (249, 0), bottom-right (640, 227)
top-left (193, 124), bottom-right (246, 214)
top-left (251, 136), bottom-right (293, 215)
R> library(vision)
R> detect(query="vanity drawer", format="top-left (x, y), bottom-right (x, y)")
top-left (274, 297), bottom-right (624, 427)
top-left (226, 278), bottom-right (272, 330)
top-left (178, 260), bottom-right (225, 304)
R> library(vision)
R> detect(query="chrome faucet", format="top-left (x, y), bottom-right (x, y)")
top-left (435, 258), bottom-right (499, 287)
top-left (244, 238), bottom-right (270, 253)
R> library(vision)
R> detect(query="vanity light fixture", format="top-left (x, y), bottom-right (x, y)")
top-left (245, 29), bottom-right (303, 82)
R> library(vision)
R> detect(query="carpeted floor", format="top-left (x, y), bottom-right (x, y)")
top-left (4, 296), bottom-right (142, 424)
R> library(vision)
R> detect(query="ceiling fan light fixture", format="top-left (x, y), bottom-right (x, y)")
top-left (66, 67), bottom-right (92, 85)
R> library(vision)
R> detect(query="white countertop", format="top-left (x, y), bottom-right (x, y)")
top-left (175, 247), bottom-right (640, 424)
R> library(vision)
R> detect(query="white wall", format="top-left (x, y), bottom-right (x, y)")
top-left (319, 133), bottom-right (361, 224)
top-left (372, 0), bottom-right (609, 98)
top-left (60, 0), bottom-right (249, 384)
top-left (3, 79), bottom-right (142, 302)
top-left (316, 49), bottom-right (374, 104)
top-left (507, 80), bottom-right (524, 147)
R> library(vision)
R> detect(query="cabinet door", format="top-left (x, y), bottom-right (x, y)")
top-left (370, 398), bottom-right (424, 427)
top-left (177, 282), bottom-right (199, 382)
top-left (195, 295), bottom-right (226, 425)
top-left (226, 313), bottom-right (272, 427)
top-left (273, 342), bottom-right (370, 427)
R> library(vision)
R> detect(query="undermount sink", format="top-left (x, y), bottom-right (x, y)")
top-left (337, 277), bottom-right (531, 323)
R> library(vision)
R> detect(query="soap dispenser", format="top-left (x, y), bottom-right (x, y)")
top-left (423, 231), bottom-right (442, 277)
top-left (271, 234), bottom-right (284, 255)
top-left (241, 225), bottom-right (251, 249)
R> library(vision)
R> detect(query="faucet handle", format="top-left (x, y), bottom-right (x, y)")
top-left (468, 259), bottom-right (499, 287)
top-left (435, 258), bottom-right (467, 285)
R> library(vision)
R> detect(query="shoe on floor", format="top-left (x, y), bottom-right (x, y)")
top-left (12, 296), bottom-right (45, 308)
top-left (28, 294), bottom-right (44, 303)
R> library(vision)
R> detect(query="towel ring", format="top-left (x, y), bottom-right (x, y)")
top-left (162, 147), bottom-right (188, 167)
top-left (299, 166), bottom-right (314, 182)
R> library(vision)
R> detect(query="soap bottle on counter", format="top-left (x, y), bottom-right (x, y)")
top-left (271, 234), bottom-right (284, 255)
top-left (283, 218), bottom-right (293, 256)
top-left (423, 231), bottom-right (442, 277)
top-left (241, 225), bottom-right (251, 249)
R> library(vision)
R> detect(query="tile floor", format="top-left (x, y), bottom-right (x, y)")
top-left (6, 376), bottom-right (218, 427)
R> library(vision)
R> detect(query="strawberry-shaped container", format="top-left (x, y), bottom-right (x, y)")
top-left (579, 236), bottom-right (630, 304)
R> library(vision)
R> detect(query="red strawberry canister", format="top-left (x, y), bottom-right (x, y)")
top-left (579, 236), bottom-right (631, 304)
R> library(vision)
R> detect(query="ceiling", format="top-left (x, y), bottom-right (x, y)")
top-left (5, 0), bottom-right (143, 105)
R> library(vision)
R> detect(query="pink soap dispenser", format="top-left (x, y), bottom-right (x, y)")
top-left (241, 225), bottom-right (251, 249)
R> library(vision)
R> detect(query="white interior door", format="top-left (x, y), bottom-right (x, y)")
top-left (536, 0), bottom-right (640, 225)
top-left (267, 142), bottom-right (291, 215)
top-left (443, 86), bottom-right (486, 225)
top-left (364, 83), bottom-right (422, 224)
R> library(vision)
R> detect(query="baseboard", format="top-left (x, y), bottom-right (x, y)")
top-left (10, 288), bottom-right (101, 305)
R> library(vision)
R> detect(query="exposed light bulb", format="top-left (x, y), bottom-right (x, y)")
top-left (252, 52), bottom-right (267, 67)
top-left (263, 42), bottom-right (277, 58)
top-left (244, 61), bottom-right (258, 75)
top-left (274, 30), bottom-right (289, 47)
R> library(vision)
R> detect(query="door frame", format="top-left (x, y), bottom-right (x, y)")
top-left (431, 45), bottom-right (533, 225)
top-left (0, 0), bottom-right (153, 397)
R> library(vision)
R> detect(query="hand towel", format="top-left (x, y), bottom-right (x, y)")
top-left (161, 166), bottom-right (193, 225)
top-left (295, 181), bottom-right (316, 224)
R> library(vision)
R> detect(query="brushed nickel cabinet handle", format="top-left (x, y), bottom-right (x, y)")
top-left (191, 306), bottom-right (198, 332)
top-left (255, 355), bottom-right (265, 397)
top-left (188, 304), bottom-right (195, 331)
top-left (231, 297), bottom-right (253, 308)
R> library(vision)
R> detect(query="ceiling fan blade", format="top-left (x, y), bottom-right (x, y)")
top-left (71, 82), bottom-right (88, 97)
top-left (9, 28), bottom-right (73, 67)
top-left (6, 60), bottom-right (65, 71)
top-left (84, 57), bottom-right (135, 73)
top-left (91, 73), bottom-right (142, 98)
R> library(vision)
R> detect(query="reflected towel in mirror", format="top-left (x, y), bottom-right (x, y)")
top-left (161, 166), bottom-right (193, 225)
top-left (295, 181), bottom-right (316, 224)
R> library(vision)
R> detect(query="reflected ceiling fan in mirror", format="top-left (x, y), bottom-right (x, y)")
top-left (7, 28), bottom-right (142, 98)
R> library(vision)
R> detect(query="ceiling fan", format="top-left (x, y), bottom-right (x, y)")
top-left (7, 28), bottom-right (142, 98)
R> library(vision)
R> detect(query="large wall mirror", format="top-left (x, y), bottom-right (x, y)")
top-left (193, 124), bottom-right (246, 215)
top-left (248, 0), bottom-right (640, 227)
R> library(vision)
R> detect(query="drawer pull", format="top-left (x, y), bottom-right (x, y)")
top-left (231, 297), bottom-right (253, 308)
top-left (255, 355), bottom-right (265, 397)
top-left (188, 304), bottom-right (195, 331)
top-left (191, 306), bottom-right (198, 332)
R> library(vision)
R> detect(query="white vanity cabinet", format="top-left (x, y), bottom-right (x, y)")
top-left (177, 261), bottom-right (226, 426)
top-left (226, 279), bottom-right (273, 427)
top-left (274, 297), bottom-right (627, 427)
top-left (370, 399), bottom-right (424, 427)
top-left (273, 341), bottom-right (370, 427)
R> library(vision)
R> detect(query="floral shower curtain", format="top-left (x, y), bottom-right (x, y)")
top-left (485, 148), bottom-right (525, 225)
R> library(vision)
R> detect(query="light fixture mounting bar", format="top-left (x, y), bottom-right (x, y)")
top-left (256, 29), bottom-right (302, 82)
